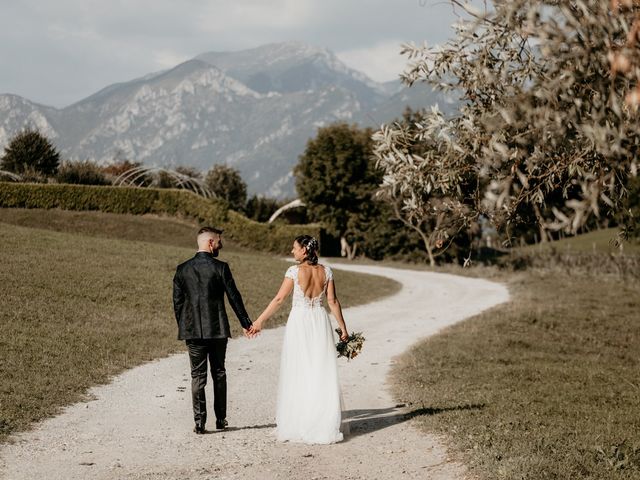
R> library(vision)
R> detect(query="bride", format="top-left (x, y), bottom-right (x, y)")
top-left (250, 235), bottom-right (349, 444)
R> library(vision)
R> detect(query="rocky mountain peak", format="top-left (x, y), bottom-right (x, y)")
top-left (0, 42), bottom-right (453, 198)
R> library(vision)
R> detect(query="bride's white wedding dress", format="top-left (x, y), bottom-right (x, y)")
top-left (276, 264), bottom-right (344, 444)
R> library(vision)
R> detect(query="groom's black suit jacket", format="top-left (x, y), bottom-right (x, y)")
top-left (173, 252), bottom-right (252, 340)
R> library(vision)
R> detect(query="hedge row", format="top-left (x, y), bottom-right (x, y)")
top-left (0, 182), bottom-right (324, 255)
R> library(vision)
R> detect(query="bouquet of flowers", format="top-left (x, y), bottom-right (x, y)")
top-left (335, 329), bottom-right (365, 360)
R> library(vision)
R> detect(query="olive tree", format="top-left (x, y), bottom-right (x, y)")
top-left (375, 0), bottom-right (640, 246)
top-left (373, 107), bottom-right (477, 265)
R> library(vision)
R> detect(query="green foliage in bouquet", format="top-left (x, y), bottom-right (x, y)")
top-left (335, 329), bottom-right (365, 360)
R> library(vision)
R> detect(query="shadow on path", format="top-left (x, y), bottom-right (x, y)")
top-left (202, 423), bottom-right (276, 434)
top-left (344, 404), bottom-right (485, 440)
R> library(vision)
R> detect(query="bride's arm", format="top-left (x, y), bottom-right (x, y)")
top-left (326, 280), bottom-right (349, 341)
top-left (251, 278), bottom-right (294, 333)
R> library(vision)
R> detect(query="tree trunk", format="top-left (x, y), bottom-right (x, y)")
top-left (425, 245), bottom-right (436, 267)
top-left (340, 236), bottom-right (357, 261)
top-left (420, 231), bottom-right (436, 267)
top-left (391, 203), bottom-right (437, 266)
top-left (533, 203), bottom-right (549, 243)
top-left (349, 243), bottom-right (358, 260)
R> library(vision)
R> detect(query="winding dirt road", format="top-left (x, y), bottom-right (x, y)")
top-left (0, 263), bottom-right (509, 480)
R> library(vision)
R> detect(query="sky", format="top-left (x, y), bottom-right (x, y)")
top-left (0, 0), bottom-right (472, 108)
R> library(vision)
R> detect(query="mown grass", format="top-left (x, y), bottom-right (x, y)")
top-left (0, 216), bottom-right (399, 442)
top-left (393, 271), bottom-right (640, 480)
top-left (0, 207), bottom-right (227, 251)
top-left (519, 228), bottom-right (640, 256)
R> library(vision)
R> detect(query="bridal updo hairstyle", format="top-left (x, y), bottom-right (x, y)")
top-left (295, 235), bottom-right (319, 265)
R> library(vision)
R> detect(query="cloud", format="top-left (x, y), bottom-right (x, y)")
top-left (336, 41), bottom-right (410, 83)
top-left (152, 50), bottom-right (191, 70)
top-left (196, 0), bottom-right (314, 33)
top-left (0, 0), bottom-right (468, 107)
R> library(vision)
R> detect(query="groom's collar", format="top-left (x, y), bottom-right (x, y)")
top-left (195, 251), bottom-right (219, 258)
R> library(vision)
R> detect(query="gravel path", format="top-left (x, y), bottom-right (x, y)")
top-left (0, 263), bottom-right (509, 480)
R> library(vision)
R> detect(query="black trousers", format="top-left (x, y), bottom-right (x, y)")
top-left (186, 338), bottom-right (228, 426)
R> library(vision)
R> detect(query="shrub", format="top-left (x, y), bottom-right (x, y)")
top-left (0, 182), bottom-right (324, 255)
top-left (102, 160), bottom-right (146, 183)
top-left (57, 160), bottom-right (110, 186)
top-left (16, 167), bottom-right (49, 184)
top-left (244, 195), bottom-right (282, 223)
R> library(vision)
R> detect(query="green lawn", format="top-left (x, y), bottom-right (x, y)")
top-left (6, 208), bottom-right (637, 479)
top-left (0, 212), bottom-right (400, 441)
top-left (520, 228), bottom-right (640, 256)
top-left (0, 207), bottom-right (227, 251)
top-left (393, 271), bottom-right (640, 479)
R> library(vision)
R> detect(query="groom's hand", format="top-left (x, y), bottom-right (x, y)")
top-left (243, 323), bottom-right (262, 338)
top-left (248, 322), bottom-right (261, 336)
top-left (243, 327), bottom-right (254, 339)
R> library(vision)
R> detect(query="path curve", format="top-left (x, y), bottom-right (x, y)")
top-left (0, 263), bottom-right (509, 480)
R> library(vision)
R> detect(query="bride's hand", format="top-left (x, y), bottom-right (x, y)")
top-left (340, 330), bottom-right (349, 342)
top-left (251, 320), bottom-right (263, 335)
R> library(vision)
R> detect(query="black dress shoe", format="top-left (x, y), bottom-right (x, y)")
top-left (193, 424), bottom-right (206, 434)
top-left (215, 419), bottom-right (228, 430)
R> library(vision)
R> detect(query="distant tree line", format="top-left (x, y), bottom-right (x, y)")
top-left (0, 127), bottom-right (286, 223)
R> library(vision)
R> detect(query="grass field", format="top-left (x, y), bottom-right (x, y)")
top-left (4, 208), bottom-right (639, 479)
top-left (0, 207), bottom-right (226, 251)
top-left (393, 271), bottom-right (640, 479)
top-left (0, 210), bottom-right (400, 441)
top-left (519, 228), bottom-right (640, 256)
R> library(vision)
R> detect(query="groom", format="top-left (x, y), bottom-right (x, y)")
top-left (173, 226), bottom-right (254, 434)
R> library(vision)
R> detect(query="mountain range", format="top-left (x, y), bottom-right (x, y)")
top-left (0, 42), bottom-right (456, 197)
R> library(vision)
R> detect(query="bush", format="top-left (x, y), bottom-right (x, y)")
top-left (102, 160), bottom-right (145, 183)
top-left (16, 167), bottom-right (49, 184)
top-left (57, 160), bottom-right (110, 186)
top-left (244, 195), bottom-right (282, 222)
top-left (0, 182), bottom-right (324, 255)
top-left (205, 165), bottom-right (247, 212)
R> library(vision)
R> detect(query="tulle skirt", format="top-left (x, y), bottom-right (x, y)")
top-left (276, 305), bottom-right (344, 444)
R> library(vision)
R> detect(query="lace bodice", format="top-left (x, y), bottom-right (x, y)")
top-left (285, 264), bottom-right (333, 308)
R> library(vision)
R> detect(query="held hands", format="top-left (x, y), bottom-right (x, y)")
top-left (242, 318), bottom-right (264, 338)
top-left (248, 320), bottom-right (264, 337)
top-left (243, 326), bottom-right (258, 339)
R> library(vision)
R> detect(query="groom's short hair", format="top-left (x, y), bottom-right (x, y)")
top-left (197, 226), bottom-right (223, 236)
